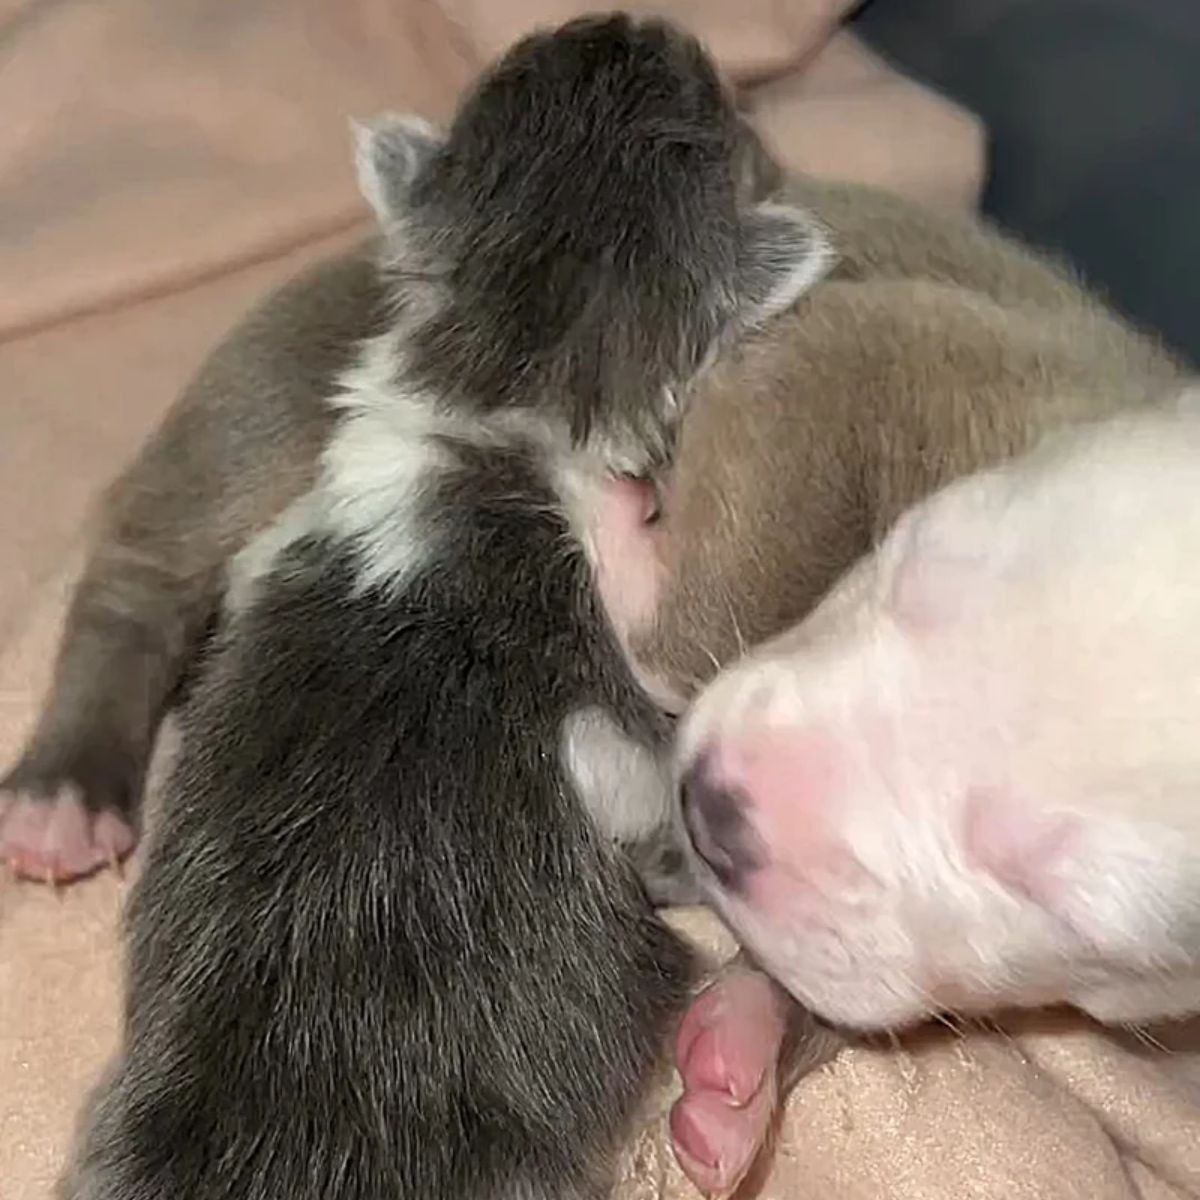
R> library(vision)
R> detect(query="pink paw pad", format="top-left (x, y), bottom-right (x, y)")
top-left (670, 970), bottom-right (789, 1196)
top-left (0, 789), bottom-right (136, 884)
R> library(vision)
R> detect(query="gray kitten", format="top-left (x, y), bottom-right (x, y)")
top-left (0, 23), bottom-right (793, 885)
top-left (57, 17), bottom-right (827, 1200)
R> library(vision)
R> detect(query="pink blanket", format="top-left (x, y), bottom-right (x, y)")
top-left (4, 3), bottom-right (1196, 1198)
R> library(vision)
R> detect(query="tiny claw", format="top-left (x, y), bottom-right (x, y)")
top-left (1, 794), bottom-right (138, 888)
top-left (107, 847), bottom-right (125, 880)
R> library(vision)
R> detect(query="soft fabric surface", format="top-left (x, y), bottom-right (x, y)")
top-left (1, 2), bottom-right (1196, 1198)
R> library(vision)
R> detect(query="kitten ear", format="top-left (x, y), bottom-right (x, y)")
top-left (734, 202), bottom-right (834, 328)
top-left (351, 112), bottom-right (443, 227)
top-left (731, 118), bottom-right (784, 203)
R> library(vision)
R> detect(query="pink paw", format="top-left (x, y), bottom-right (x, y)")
top-left (0, 787), bottom-right (136, 883)
top-left (670, 970), bottom-right (789, 1196)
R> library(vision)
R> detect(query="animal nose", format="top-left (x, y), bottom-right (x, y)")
top-left (679, 757), bottom-right (763, 893)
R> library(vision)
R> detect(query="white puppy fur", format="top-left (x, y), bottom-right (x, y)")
top-left (678, 393), bottom-right (1200, 1030)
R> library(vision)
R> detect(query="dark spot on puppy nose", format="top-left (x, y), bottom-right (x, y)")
top-left (679, 757), bottom-right (764, 894)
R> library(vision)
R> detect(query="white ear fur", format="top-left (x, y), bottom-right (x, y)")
top-left (736, 202), bottom-right (835, 328)
top-left (884, 482), bottom-right (997, 630)
top-left (351, 112), bottom-right (443, 227)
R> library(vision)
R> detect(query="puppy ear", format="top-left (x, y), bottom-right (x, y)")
top-left (734, 202), bottom-right (834, 328)
top-left (962, 786), bottom-right (1176, 969)
top-left (351, 113), bottom-right (443, 227)
top-left (883, 474), bottom-right (1010, 631)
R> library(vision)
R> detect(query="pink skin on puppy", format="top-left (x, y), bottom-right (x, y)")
top-left (676, 400), bottom-right (1200, 1033)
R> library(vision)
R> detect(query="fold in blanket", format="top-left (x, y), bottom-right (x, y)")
top-left (0, 0), bottom-right (982, 344)
top-left (0, 3), bottom-right (1195, 1199)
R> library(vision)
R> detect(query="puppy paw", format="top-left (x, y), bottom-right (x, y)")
top-left (670, 969), bottom-right (789, 1196)
top-left (0, 777), bottom-right (136, 884)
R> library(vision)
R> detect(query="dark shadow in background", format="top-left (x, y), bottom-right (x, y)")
top-left (852, 0), bottom-right (1200, 365)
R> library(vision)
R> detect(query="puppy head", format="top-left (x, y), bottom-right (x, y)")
top-left (671, 483), bottom-right (1200, 1032)
top-left (352, 15), bottom-right (831, 468)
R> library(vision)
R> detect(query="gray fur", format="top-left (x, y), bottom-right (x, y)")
top-left (0, 17), bottom-right (801, 868)
top-left (0, 249), bottom-right (379, 839)
top-left (376, 17), bottom-right (827, 463)
top-left (55, 16), bottom-right (809, 1200)
top-left (1, 142), bottom-right (1095, 871)
top-left (2, 20), bottom-right (1181, 1196)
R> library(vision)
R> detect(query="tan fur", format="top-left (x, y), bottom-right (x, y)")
top-left (2, 174), bottom-right (1184, 874)
top-left (636, 180), bottom-right (1185, 696)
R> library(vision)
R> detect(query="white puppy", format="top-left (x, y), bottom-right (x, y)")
top-left (676, 392), bottom-right (1200, 1031)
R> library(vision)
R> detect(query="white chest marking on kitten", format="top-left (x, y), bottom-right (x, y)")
top-left (561, 705), bottom-right (672, 846)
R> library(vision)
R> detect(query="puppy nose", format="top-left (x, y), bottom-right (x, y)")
top-left (679, 757), bottom-right (763, 893)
